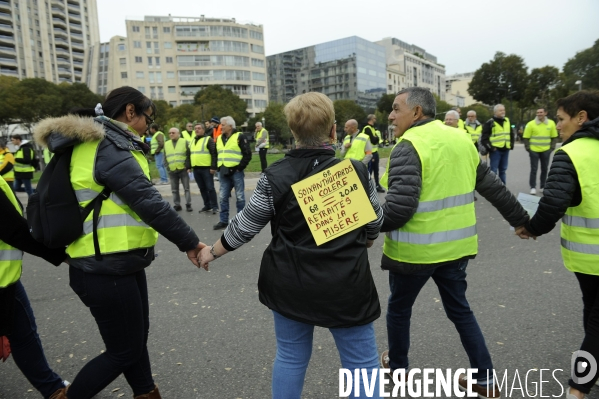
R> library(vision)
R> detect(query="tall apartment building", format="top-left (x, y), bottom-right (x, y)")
top-left (375, 37), bottom-right (446, 100)
top-left (0, 0), bottom-right (99, 83)
top-left (87, 15), bottom-right (269, 116)
top-left (267, 36), bottom-right (387, 110)
top-left (445, 72), bottom-right (476, 106)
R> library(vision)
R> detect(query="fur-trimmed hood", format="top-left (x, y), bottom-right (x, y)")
top-left (34, 115), bottom-right (105, 152)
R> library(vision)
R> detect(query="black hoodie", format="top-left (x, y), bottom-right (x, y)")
top-left (525, 116), bottom-right (599, 236)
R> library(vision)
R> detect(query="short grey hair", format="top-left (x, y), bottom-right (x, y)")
top-left (220, 116), bottom-right (236, 129)
top-left (445, 110), bottom-right (459, 119)
top-left (169, 127), bottom-right (180, 133)
top-left (493, 104), bottom-right (505, 113)
top-left (255, 122), bottom-right (262, 127)
top-left (397, 87), bottom-right (436, 118)
top-left (467, 110), bottom-right (476, 116)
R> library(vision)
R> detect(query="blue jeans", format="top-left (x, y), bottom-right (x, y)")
top-left (154, 152), bottom-right (168, 183)
top-left (386, 260), bottom-right (494, 385)
top-left (67, 267), bottom-right (155, 398)
top-left (272, 311), bottom-right (380, 399)
top-left (528, 150), bottom-right (551, 189)
top-left (218, 169), bottom-right (245, 223)
top-left (7, 281), bottom-right (64, 398)
top-left (489, 150), bottom-right (509, 185)
top-left (14, 178), bottom-right (33, 197)
top-left (193, 168), bottom-right (218, 210)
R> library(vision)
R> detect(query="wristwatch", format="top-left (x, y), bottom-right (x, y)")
top-left (210, 245), bottom-right (220, 259)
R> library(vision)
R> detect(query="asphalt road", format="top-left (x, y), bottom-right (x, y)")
top-left (2, 145), bottom-right (591, 398)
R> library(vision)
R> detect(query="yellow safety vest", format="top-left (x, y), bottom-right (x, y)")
top-left (490, 118), bottom-right (512, 149)
top-left (164, 139), bottom-right (188, 171)
top-left (0, 175), bottom-right (23, 287)
top-left (523, 119), bottom-right (558, 152)
top-left (216, 132), bottom-right (243, 167)
top-left (43, 148), bottom-right (53, 165)
top-left (344, 132), bottom-right (369, 161)
top-left (150, 131), bottom-right (165, 155)
top-left (190, 136), bottom-right (212, 167)
top-left (66, 140), bottom-right (158, 259)
top-left (181, 130), bottom-right (193, 142)
top-left (255, 128), bottom-right (269, 149)
top-left (0, 151), bottom-right (14, 181)
top-left (381, 120), bottom-right (479, 264)
top-left (559, 138), bottom-right (599, 275)
top-left (465, 123), bottom-right (482, 144)
top-left (372, 130), bottom-right (382, 153)
top-left (458, 119), bottom-right (465, 131)
top-left (14, 146), bottom-right (35, 173)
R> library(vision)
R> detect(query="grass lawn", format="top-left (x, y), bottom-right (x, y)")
top-left (32, 146), bottom-right (395, 182)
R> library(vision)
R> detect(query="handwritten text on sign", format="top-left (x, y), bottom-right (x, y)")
top-left (292, 159), bottom-right (377, 246)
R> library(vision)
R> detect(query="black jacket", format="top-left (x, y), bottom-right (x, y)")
top-left (13, 141), bottom-right (35, 179)
top-left (525, 117), bottom-right (599, 237)
top-left (481, 117), bottom-right (514, 152)
top-left (259, 149), bottom-right (381, 328)
top-left (381, 119), bottom-right (529, 274)
top-left (34, 115), bottom-right (200, 275)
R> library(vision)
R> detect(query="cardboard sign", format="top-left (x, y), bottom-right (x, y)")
top-left (291, 159), bottom-right (377, 246)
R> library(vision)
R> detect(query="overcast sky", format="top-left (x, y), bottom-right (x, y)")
top-left (98, 0), bottom-right (599, 75)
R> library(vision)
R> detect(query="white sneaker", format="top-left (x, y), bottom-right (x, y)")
top-left (530, 188), bottom-right (537, 195)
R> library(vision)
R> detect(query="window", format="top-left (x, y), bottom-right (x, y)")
top-left (253, 85), bottom-right (265, 94)
top-left (135, 56), bottom-right (142, 63)
top-left (136, 71), bottom-right (144, 78)
top-left (155, 57), bottom-right (160, 66)
top-left (152, 26), bottom-right (158, 38)
top-left (149, 72), bottom-right (154, 83)
top-left (118, 44), bottom-right (125, 51)
top-left (167, 71), bottom-right (175, 79)
top-left (121, 72), bottom-right (128, 79)
top-left (133, 41), bottom-right (141, 48)
top-left (169, 101), bottom-right (177, 107)
top-left (166, 57), bottom-right (173, 63)
top-left (137, 86), bottom-right (145, 93)
top-left (178, 70), bottom-right (251, 82)
top-left (132, 25), bottom-right (140, 32)
top-left (148, 57), bottom-right (153, 66)
top-left (249, 30), bottom-right (263, 40)
top-left (164, 41), bottom-right (172, 49)
top-left (144, 26), bottom-right (150, 37)
top-left (251, 58), bottom-right (264, 67)
top-left (254, 100), bottom-right (267, 108)
top-left (156, 72), bottom-right (162, 83)
top-left (252, 72), bottom-right (265, 81)
top-left (251, 44), bottom-right (264, 54)
top-left (168, 86), bottom-right (176, 93)
top-left (146, 42), bottom-right (152, 54)
top-left (163, 27), bottom-right (170, 33)
top-left (119, 57), bottom-right (126, 65)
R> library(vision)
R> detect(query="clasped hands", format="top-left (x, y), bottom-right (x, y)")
top-left (186, 241), bottom-right (224, 271)
top-left (514, 225), bottom-right (537, 240)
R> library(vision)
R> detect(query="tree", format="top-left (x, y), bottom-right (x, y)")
top-left (468, 52), bottom-right (528, 105)
top-left (167, 104), bottom-right (197, 131)
top-left (523, 66), bottom-right (560, 109)
top-left (334, 99), bottom-right (366, 133)
top-left (376, 94), bottom-right (395, 114)
top-left (432, 94), bottom-right (454, 121)
top-left (194, 85), bottom-right (248, 127)
top-left (254, 102), bottom-right (290, 143)
top-left (58, 82), bottom-right (104, 115)
top-left (563, 39), bottom-right (599, 91)
top-left (0, 76), bottom-right (20, 126)
top-left (152, 100), bottom-right (172, 130)
top-left (463, 103), bottom-right (492, 124)
top-left (13, 78), bottom-right (63, 132)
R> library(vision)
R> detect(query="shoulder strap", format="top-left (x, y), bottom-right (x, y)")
top-left (271, 156), bottom-right (338, 234)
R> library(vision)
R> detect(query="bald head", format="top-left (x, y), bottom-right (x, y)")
top-left (344, 119), bottom-right (359, 135)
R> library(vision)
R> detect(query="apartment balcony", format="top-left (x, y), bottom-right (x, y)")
top-left (0, 44), bottom-right (15, 55)
top-left (55, 47), bottom-right (70, 56)
top-left (53, 28), bottom-right (68, 38)
top-left (0, 1), bottom-right (10, 13)
top-left (58, 77), bottom-right (72, 82)
top-left (0, 67), bottom-right (18, 76)
top-left (71, 41), bottom-right (84, 50)
top-left (56, 58), bottom-right (70, 67)
top-left (0, 33), bottom-right (13, 44)
top-left (0, 56), bottom-right (16, 66)
top-left (68, 14), bottom-right (82, 25)
top-left (67, 3), bottom-right (80, 13)
top-left (72, 60), bottom-right (83, 67)
top-left (0, 23), bottom-right (12, 34)
top-left (70, 31), bottom-right (83, 39)
top-left (51, 6), bottom-right (65, 17)
top-left (71, 51), bottom-right (84, 60)
top-left (0, 11), bottom-right (11, 23)
top-left (52, 18), bottom-right (67, 28)
top-left (69, 22), bottom-right (82, 32)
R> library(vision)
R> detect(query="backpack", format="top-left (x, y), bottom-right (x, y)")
top-left (27, 146), bottom-right (111, 260)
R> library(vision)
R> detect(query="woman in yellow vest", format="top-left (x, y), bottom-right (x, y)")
top-left (519, 91), bottom-right (599, 399)
top-left (0, 139), bottom-right (15, 190)
top-left (34, 86), bottom-right (206, 399)
top-left (0, 175), bottom-right (70, 398)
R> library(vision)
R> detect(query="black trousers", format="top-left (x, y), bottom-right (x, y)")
top-left (259, 148), bottom-right (268, 172)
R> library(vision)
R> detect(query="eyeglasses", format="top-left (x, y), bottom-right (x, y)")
top-left (142, 112), bottom-right (155, 126)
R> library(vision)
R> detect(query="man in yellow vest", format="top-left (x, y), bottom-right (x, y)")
top-left (254, 121), bottom-right (269, 172)
top-left (181, 122), bottom-right (193, 142)
top-left (465, 110), bottom-right (483, 147)
top-left (213, 116), bottom-right (252, 230)
top-left (523, 108), bottom-right (558, 195)
top-left (149, 123), bottom-right (168, 185)
top-left (164, 128), bottom-right (192, 212)
top-left (191, 122), bottom-right (218, 214)
top-left (379, 87), bottom-right (528, 398)
top-left (452, 107), bottom-right (466, 131)
top-left (0, 139), bottom-right (15, 192)
top-left (11, 135), bottom-right (36, 197)
top-left (480, 104), bottom-right (514, 184)
top-left (340, 119), bottom-right (372, 165)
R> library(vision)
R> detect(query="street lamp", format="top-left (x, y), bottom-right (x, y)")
top-left (261, 117), bottom-right (265, 128)
top-left (575, 80), bottom-right (582, 91)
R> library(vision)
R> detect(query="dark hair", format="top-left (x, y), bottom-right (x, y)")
top-left (194, 122), bottom-right (204, 128)
top-left (150, 123), bottom-right (159, 131)
top-left (11, 134), bottom-right (22, 141)
top-left (556, 91), bottom-right (599, 121)
top-left (0, 139), bottom-right (6, 148)
top-left (397, 87), bottom-right (436, 118)
top-left (70, 86), bottom-right (156, 120)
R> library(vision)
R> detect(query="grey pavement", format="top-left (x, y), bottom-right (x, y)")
top-left (4, 145), bottom-right (590, 398)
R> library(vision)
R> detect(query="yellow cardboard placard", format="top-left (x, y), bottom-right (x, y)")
top-left (291, 159), bottom-right (377, 246)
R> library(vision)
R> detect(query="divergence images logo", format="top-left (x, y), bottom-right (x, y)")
top-left (571, 350), bottom-right (597, 385)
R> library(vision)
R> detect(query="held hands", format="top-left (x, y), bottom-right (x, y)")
top-left (199, 246), bottom-right (214, 271)
top-left (186, 242), bottom-right (207, 269)
top-left (515, 226), bottom-right (537, 240)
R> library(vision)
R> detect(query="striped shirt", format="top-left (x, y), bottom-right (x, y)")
top-left (222, 173), bottom-right (384, 250)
